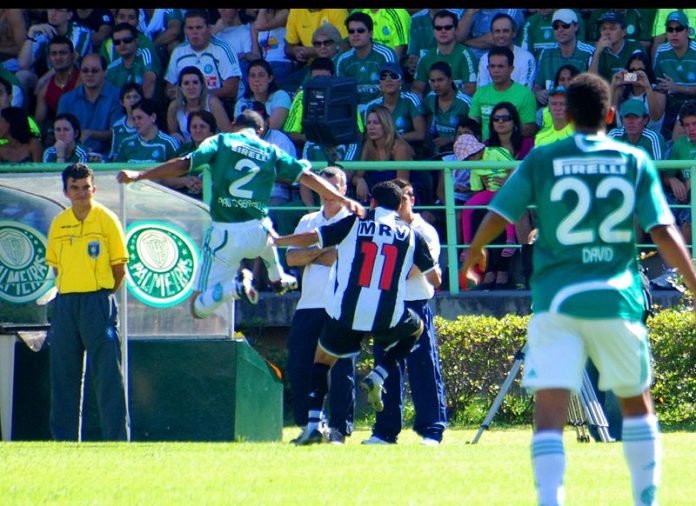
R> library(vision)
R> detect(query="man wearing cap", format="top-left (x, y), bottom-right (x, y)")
top-left (586, 9), bottom-right (650, 48)
top-left (521, 9), bottom-right (587, 60)
top-left (412, 10), bottom-right (477, 98)
top-left (336, 11), bottom-right (398, 114)
top-left (477, 13), bottom-right (536, 90)
top-left (653, 11), bottom-right (696, 140)
top-left (589, 11), bottom-right (646, 83)
top-left (608, 99), bottom-right (667, 161)
top-left (533, 9), bottom-right (595, 106)
top-left (666, 99), bottom-right (696, 243)
top-left (534, 86), bottom-right (574, 146)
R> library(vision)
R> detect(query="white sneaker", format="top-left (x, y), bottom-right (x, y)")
top-left (360, 372), bottom-right (385, 412)
top-left (271, 272), bottom-right (298, 295)
top-left (235, 269), bottom-right (259, 304)
top-left (361, 435), bottom-right (393, 445)
top-left (421, 437), bottom-right (440, 447)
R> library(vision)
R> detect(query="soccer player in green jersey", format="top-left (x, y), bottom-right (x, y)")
top-left (117, 109), bottom-right (364, 319)
top-left (464, 72), bottom-right (696, 506)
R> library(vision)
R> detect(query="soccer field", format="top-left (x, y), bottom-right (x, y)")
top-left (1, 428), bottom-right (695, 505)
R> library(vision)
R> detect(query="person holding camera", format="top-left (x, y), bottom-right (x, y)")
top-left (588, 10), bottom-right (646, 83)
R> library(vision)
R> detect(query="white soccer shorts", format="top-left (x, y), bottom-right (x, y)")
top-left (522, 312), bottom-right (653, 398)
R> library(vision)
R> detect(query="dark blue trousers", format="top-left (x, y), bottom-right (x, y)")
top-left (49, 290), bottom-right (129, 441)
top-left (286, 308), bottom-right (356, 435)
top-left (372, 299), bottom-right (447, 442)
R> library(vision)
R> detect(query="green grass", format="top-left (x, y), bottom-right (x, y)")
top-left (1, 428), bottom-right (695, 505)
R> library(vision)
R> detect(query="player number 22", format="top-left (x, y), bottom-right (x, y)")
top-left (551, 176), bottom-right (634, 245)
top-left (229, 159), bottom-right (260, 199)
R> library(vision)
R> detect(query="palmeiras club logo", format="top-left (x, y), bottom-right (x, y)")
top-left (0, 221), bottom-right (52, 303)
top-left (125, 221), bottom-right (199, 308)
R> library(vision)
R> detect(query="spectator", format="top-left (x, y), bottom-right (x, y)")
top-left (412, 10), bottom-right (477, 98)
top-left (535, 85), bottom-right (574, 146)
top-left (454, 133), bottom-right (515, 290)
top-left (608, 98), bottom-right (666, 165)
top-left (336, 12), bottom-right (398, 114)
top-left (0, 62), bottom-right (24, 108)
top-left (100, 9), bottom-right (157, 66)
top-left (650, 8), bottom-right (696, 62)
top-left (247, 9), bottom-right (293, 94)
top-left (653, 11), bottom-right (696, 140)
top-left (115, 98), bottom-right (180, 163)
top-left (18, 8), bottom-right (92, 93)
top-left (520, 9), bottom-right (557, 59)
top-left (610, 52), bottom-right (665, 135)
top-left (234, 59), bottom-right (291, 131)
top-left (298, 24), bottom-right (343, 87)
top-left (285, 166), bottom-right (358, 445)
top-left (352, 9), bottom-right (411, 60)
top-left (406, 9), bottom-right (464, 79)
top-left (585, 9), bottom-right (650, 48)
top-left (71, 9), bottom-right (115, 52)
top-left (105, 23), bottom-right (159, 100)
top-left (354, 105), bottom-right (413, 203)
top-left (57, 53), bottom-right (122, 157)
top-left (666, 99), bottom-right (696, 243)
top-left (469, 46), bottom-right (537, 140)
top-left (165, 110), bottom-right (219, 199)
top-left (477, 13), bottom-right (536, 89)
top-left (536, 65), bottom-right (580, 141)
top-left (363, 177), bottom-right (447, 447)
top-left (165, 9), bottom-right (241, 106)
top-left (456, 9), bottom-right (526, 60)
top-left (423, 61), bottom-right (473, 156)
top-left (166, 66), bottom-right (230, 145)
top-left (589, 11), bottom-right (646, 83)
top-left (109, 82), bottom-right (142, 161)
top-left (0, 76), bottom-right (40, 139)
top-left (0, 9), bottom-right (27, 71)
top-left (284, 9), bottom-right (348, 66)
top-left (140, 9), bottom-right (184, 56)
top-left (213, 8), bottom-right (255, 88)
top-left (533, 9), bottom-right (595, 107)
top-left (34, 36), bottom-right (80, 129)
top-left (364, 62), bottom-right (426, 145)
top-left (0, 106), bottom-right (43, 162)
top-left (487, 101), bottom-right (534, 160)
top-left (43, 112), bottom-right (88, 163)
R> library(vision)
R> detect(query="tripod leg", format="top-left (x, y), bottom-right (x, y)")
top-left (579, 370), bottom-right (614, 443)
top-left (470, 353), bottom-right (525, 444)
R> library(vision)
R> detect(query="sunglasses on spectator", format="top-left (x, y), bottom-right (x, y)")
top-left (380, 72), bottom-right (400, 81)
top-left (553, 22), bottom-right (572, 30)
top-left (492, 114), bottom-right (513, 123)
top-left (666, 25), bottom-right (687, 33)
top-left (348, 27), bottom-right (367, 34)
top-left (80, 67), bottom-right (102, 74)
top-left (113, 36), bottom-right (135, 46)
top-left (433, 24), bottom-right (454, 31)
top-left (312, 39), bottom-right (334, 47)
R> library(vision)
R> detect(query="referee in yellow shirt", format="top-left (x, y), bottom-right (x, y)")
top-left (46, 163), bottom-right (130, 441)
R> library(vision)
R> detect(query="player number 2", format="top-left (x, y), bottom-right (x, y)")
top-left (358, 242), bottom-right (398, 290)
top-left (551, 176), bottom-right (634, 245)
top-left (228, 159), bottom-right (261, 199)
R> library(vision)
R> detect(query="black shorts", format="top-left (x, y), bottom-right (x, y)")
top-left (318, 308), bottom-right (424, 358)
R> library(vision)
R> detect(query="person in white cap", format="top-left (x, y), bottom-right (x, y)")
top-left (533, 9), bottom-right (595, 106)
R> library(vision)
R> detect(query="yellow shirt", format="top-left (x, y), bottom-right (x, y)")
top-left (534, 122), bottom-right (574, 146)
top-left (46, 202), bottom-right (129, 294)
top-left (285, 9), bottom-right (349, 47)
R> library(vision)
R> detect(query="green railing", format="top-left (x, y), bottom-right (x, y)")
top-left (2, 160), bottom-right (694, 294)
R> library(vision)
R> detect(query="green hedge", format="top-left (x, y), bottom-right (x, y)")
top-left (433, 306), bottom-right (696, 425)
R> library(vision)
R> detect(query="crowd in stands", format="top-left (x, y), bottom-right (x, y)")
top-left (2, 8), bottom-right (695, 290)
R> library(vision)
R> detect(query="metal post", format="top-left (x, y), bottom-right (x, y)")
top-left (118, 181), bottom-right (131, 441)
top-left (442, 165), bottom-right (460, 294)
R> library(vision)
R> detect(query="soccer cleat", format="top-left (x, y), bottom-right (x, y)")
top-left (360, 374), bottom-right (385, 412)
top-left (235, 268), bottom-right (258, 304)
top-left (270, 273), bottom-right (298, 295)
top-left (328, 429), bottom-right (346, 445)
top-left (361, 435), bottom-right (393, 445)
top-left (421, 437), bottom-right (440, 447)
top-left (292, 426), bottom-right (325, 446)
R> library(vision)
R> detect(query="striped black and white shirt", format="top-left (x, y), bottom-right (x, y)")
top-left (317, 207), bottom-right (436, 332)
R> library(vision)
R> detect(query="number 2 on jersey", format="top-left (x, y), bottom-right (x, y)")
top-left (358, 242), bottom-right (398, 290)
top-left (228, 159), bottom-right (260, 199)
top-left (551, 176), bottom-right (634, 245)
